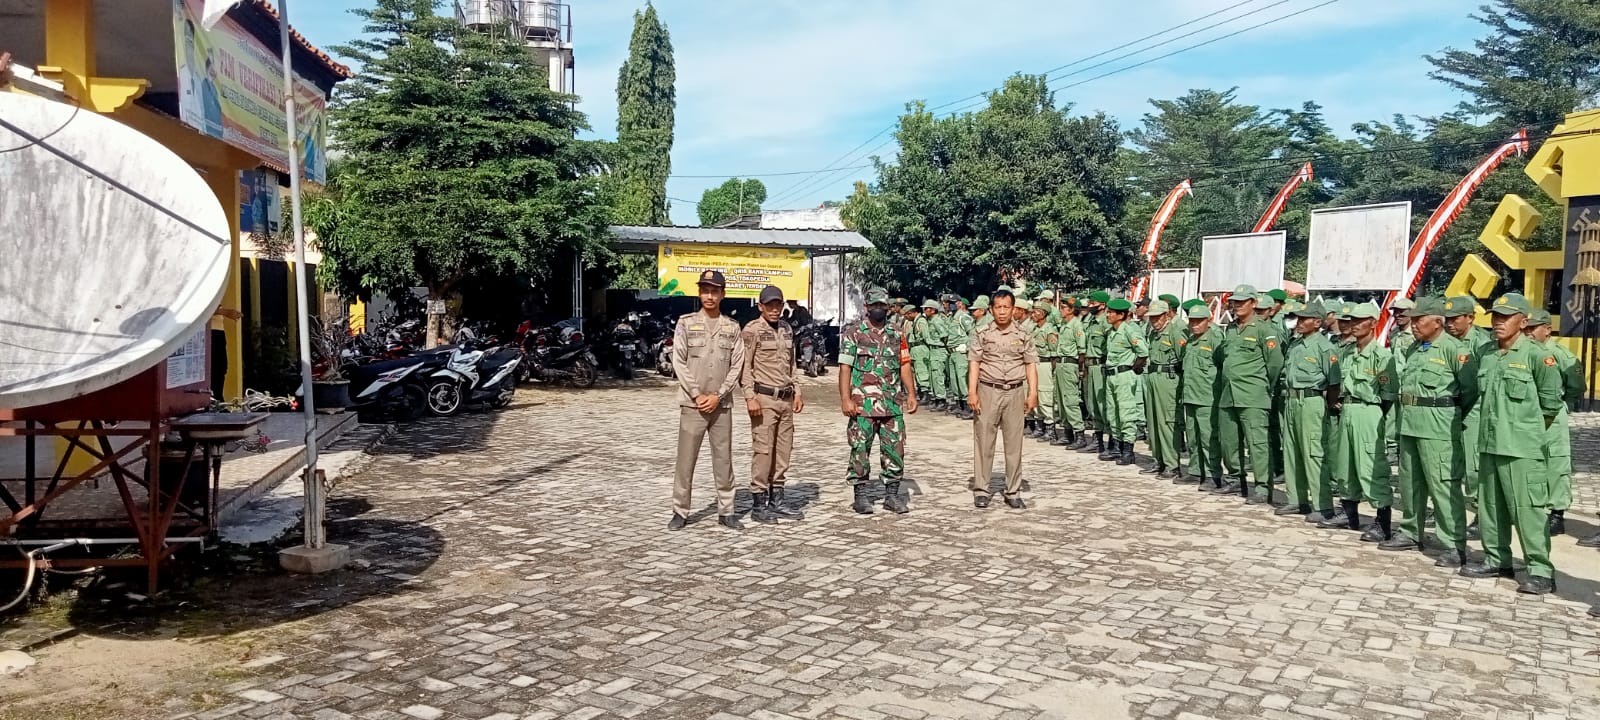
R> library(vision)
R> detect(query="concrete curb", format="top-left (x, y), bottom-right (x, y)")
top-left (218, 423), bottom-right (395, 547)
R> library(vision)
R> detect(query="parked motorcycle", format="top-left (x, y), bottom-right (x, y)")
top-left (656, 334), bottom-right (675, 377)
top-left (423, 341), bottom-right (521, 417)
top-left (516, 320), bottom-right (599, 387)
top-left (605, 313), bottom-right (649, 380)
top-left (795, 320), bottom-right (832, 377)
top-left (334, 347), bottom-right (453, 421)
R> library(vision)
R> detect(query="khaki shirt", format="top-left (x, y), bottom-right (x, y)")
top-left (971, 322), bottom-right (1039, 384)
top-left (739, 318), bottom-right (796, 398)
top-left (671, 310), bottom-right (745, 408)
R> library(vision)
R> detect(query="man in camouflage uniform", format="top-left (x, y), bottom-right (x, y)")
top-left (839, 287), bottom-right (919, 515)
top-left (1525, 309), bottom-right (1584, 535)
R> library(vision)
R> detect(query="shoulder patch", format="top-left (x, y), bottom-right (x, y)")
top-left (1266, 339), bottom-right (1276, 349)
top-left (1457, 353), bottom-right (1469, 364)
top-left (1545, 355), bottom-right (1557, 367)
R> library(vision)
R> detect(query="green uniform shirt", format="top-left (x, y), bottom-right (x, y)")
top-left (1057, 316), bottom-right (1082, 358)
top-left (1477, 335), bottom-right (1563, 458)
top-left (1218, 316), bottom-right (1284, 409)
top-left (1181, 325), bottom-right (1224, 406)
top-left (1032, 320), bottom-right (1057, 359)
top-left (1281, 331), bottom-right (1340, 390)
top-left (1085, 315), bottom-right (1108, 360)
top-left (1104, 320), bottom-right (1148, 367)
top-left (1148, 321), bottom-right (1185, 367)
top-left (1545, 340), bottom-right (1585, 405)
top-left (1341, 338), bottom-right (1396, 405)
top-left (910, 316), bottom-right (929, 347)
top-left (954, 310), bottom-right (975, 348)
top-left (1398, 333), bottom-right (1473, 440)
top-left (929, 314), bottom-right (954, 347)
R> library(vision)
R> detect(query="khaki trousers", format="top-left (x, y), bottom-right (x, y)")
top-left (674, 405), bottom-right (735, 517)
top-left (749, 395), bottom-right (795, 492)
top-left (970, 383), bottom-right (1025, 496)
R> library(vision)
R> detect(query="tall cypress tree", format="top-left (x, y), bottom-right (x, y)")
top-left (613, 4), bottom-right (676, 225)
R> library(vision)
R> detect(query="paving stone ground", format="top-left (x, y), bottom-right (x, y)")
top-left (4, 374), bottom-right (1600, 720)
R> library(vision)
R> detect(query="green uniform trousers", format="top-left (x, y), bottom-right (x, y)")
top-left (947, 350), bottom-right (969, 403)
top-left (1269, 396), bottom-right (1284, 480)
top-left (1034, 360), bottom-right (1057, 425)
top-left (1107, 371), bottom-right (1141, 442)
top-left (1282, 395), bottom-right (1333, 512)
top-left (1221, 406), bottom-right (1272, 489)
top-left (926, 347), bottom-right (950, 400)
top-left (1143, 370), bottom-right (1181, 469)
top-left (1056, 362), bottom-right (1084, 432)
top-left (1088, 365), bottom-right (1107, 433)
top-left (1461, 407), bottom-right (1480, 506)
top-left (1185, 403), bottom-right (1222, 479)
top-left (1132, 375), bottom-right (1146, 425)
top-left (1398, 435), bottom-right (1466, 550)
top-left (1547, 407), bottom-right (1572, 512)
top-left (1478, 453), bottom-right (1554, 578)
top-left (1332, 403), bottom-right (1391, 507)
top-left (910, 345), bottom-right (931, 394)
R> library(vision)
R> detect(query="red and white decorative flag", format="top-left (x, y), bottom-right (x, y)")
top-left (1253, 162), bottom-right (1314, 233)
top-left (1131, 179), bottom-right (1192, 301)
top-left (1374, 129), bottom-right (1530, 341)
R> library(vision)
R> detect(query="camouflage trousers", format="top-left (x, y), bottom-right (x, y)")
top-left (846, 415), bottom-right (905, 486)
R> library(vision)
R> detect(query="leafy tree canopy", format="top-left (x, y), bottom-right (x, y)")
top-left (697, 178), bottom-right (767, 226)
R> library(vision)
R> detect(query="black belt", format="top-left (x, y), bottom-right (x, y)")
top-left (754, 383), bottom-right (796, 400)
top-left (1105, 365), bottom-right (1135, 376)
top-left (1149, 363), bottom-right (1179, 374)
top-left (1040, 355), bottom-right (1059, 361)
top-left (1085, 358), bottom-right (1103, 367)
top-left (1281, 387), bottom-right (1326, 399)
top-left (980, 379), bottom-right (1024, 391)
top-left (1343, 398), bottom-right (1381, 406)
top-left (1400, 394), bottom-right (1456, 407)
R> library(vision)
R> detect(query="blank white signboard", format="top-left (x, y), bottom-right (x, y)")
top-left (1150, 268), bottom-right (1200, 300)
top-left (1200, 232), bottom-right (1286, 293)
top-left (1307, 202), bottom-right (1411, 291)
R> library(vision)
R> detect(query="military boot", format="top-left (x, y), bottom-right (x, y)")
top-left (1434, 547), bottom-right (1467, 568)
top-left (851, 484), bottom-right (874, 515)
top-left (1071, 432), bottom-right (1093, 451)
top-left (1517, 576), bottom-right (1556, 595)
top-left (1136, 422), bottom-right (1148, 443)
top-left (1360, 506), bottom-right (1393, 542)
top-left (1211, 477), bottom-right (1242, 495)
top-left (882, 481), bottom-right (909, 514)
top-left (1548, 510), bottom-right (1566, 536)
top-left (1319, 500), bottom-right (1358, 530)
top-left (1458, 562), bottom-right (1514, 579)
top-left (1275, 503), bottom-right (1312, 517)
top-left (1140, 461), bottom-right (1162, 475)
top-left (1051, 426), bottom-right (1069, 446)
top-left (1378, 531), bottom-right (1420, 551)
top-left (1098, 435), bottom-right (1118, 461)
top-left (719, 515), bottom-right (745, 531)
top-left (1116, 440), bottom-right (1135, 466)
top-left (769, 486), bottom-right (803, 520)
top-left (750, 491), bottom-right (777, 524)
top-left (959, 401), bottom-right (974, 420)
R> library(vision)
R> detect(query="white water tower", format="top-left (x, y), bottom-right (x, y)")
top-left (454, 1), bottom-right (574, 95)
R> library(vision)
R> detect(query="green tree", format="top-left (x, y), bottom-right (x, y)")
top-left (613, 3), bottom-right (676, 225)
top-left (855, 75), bottom-right (1133, 299)
top-left (316, 0), bottom-right (611, 343)
top-left (1427, 0), bottom-right (1600, 128)
top-left (697, 178), bottom-right (767, 226)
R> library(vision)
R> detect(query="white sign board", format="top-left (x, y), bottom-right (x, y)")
top-left (1200, 231), bottom-right (1286, 293)
top-left (1307, 202), bottom-right (1411, 291)
top-left (1150, 268), bottom-right (1200, 301)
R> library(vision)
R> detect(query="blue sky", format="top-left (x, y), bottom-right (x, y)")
top-left (291, 0), bottom-right (1487, 225)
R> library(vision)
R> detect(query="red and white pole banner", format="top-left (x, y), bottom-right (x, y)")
top-left (1374, 128), bottom-right (1530, 341)
top-left (1131, 179), bottom-right (1193, 301)
top-left (1253, 162), bottom-right (1314, 233)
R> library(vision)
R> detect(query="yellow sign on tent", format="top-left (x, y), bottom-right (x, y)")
top-left (657, 244), bottom-right (811, 300)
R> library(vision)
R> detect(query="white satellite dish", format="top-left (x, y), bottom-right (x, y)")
top-left (0, 92), bottom-right (232, 409)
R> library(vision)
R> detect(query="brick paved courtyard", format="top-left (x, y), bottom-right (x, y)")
top-left (5, 375), bottom-right (1600, 720)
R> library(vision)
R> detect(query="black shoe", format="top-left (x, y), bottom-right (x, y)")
top-left (1517, 576), bottom-right (1556, 595)
top-left (750, 491), bottom-right (777, 524)
top-left (1548, 510), bottom-right (1566, 536)
top-left (1172, 472), bottom-right (1199, 484)
top-left (769, 487), bottom-right (804, 520)
top-left (1378, 533), bottom-right (1420, 551)
top-left (1004, 494), bottom-right (1026, 509)
top-left (668, 514), bottom-right (687, 531)
top-left (719, 515), bottom-right (745, 531)
top-left (1306, 509), bottom-right (1333, 523)
top-left (1098, 435), bottom-right (1117, 461)
top-left (852, 484), bottom-right (875, 515)
top-left (1274, 503), bottom-right (1311, 516)
top-left (1319, 500), bottom-right (1359, 530)
top-left (883, 481), bottom-right (909, 514)
top-left (1136, 423), bottom-right (1148, 442)
top-left (1203, 476), bottom-right (1225, 492)
top-left (1434, 548), bottom-right (1467, 568)
top-left (1140, 462), bottom-right (1162, 476)
top-left (1117, 441), bottom-right (1135, 466)
top-left (1246, 489), bottom-right (1271, 505)
top-left (974, 494), bottom-right (990, 508)
top-left (1072, 434), bottom-right (1093, 451)
top-left (1051, 427), bottom-right (1069, 446)
top-left (1578, 531), bottom-right (1600, 549)
top-left (1466, 516), bottom-right (1481, 540)
top-left (960, 402), bottom-right (974, 420)
top-left (1360, 507), bottom-right (1393, 542)
top-left (1212, 479), bottom-right (1242, 495)
top-left (1024, 419), bottom-right (1038, 437)
top-left (1458, 562), bottom-right (1514, 579)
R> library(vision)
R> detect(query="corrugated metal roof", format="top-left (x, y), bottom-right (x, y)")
top-left (608, 225), bottom-right (872, 255)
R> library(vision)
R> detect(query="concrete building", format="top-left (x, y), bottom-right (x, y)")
top-left (761, 208), bottom-right (866, 325)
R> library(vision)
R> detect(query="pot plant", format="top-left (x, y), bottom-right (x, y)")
top-left (308, 311), bottom-right (353, 411)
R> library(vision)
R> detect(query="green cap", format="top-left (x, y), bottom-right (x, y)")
top-left (1185, 304), bottom-right (1212, 319)
top-left (1017, 299), bottom-right (1033, 311)
top-left (1089, 290), bottom-right (1111, 303)
top-left (1147, 299), bottom-right (1170, 315)
top-left (1391, 297), bottom-right (1416, 311)
top-left (1159, 294), bottom-right (1181, 307)
top-left (1266, 288), bottom-right (1288, 304)
top-left (1106, 298), bottom-right (1133, 312)
top-left (996, 285), bottom-right (1013, 294)
top-left (1036, 289), bottom-right (1055, 301)
top-left (1181, 298), bottom-right (1206, 311)
top-left (1528, 308), bottom-right (1552, 326)
top-left (1442, 296), bottom-right (1476, 318)
top-left (921, 299), bottom-right (940, 310)
top-left (972, 297), bottom-right (991, 309)
top-left (1407, 296), bottom-right (1447, 317)
top-left (1489, 292), bottom-right (1531, 315)
top-left (1345, 302), bottom-right (1380, 320)
top-left (1231, 284), bottom-right (1259, 301)
top-left (866, 287), bottom-right (890, 305)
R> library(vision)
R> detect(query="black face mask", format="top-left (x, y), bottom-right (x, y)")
top-left (866, 308), bottom-right (889, 323)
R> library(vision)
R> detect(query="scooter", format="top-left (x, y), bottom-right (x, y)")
top-left (423, 342), bottom-right (521, 417)
top-left (318, 347), bottom-right (453, 422)
top-left (517, 320), bottom-right (598, 387)
top-left (606, 313), bottom-right (646, 380)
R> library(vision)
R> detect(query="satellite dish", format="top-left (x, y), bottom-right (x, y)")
top-left (0, 92), bottom-right (232, 409)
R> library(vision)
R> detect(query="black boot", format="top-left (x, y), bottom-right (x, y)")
top-left (960, 401), bottom-right (974, 420)
top-left (1211, 477), bottom-right (1242, 495)
top-left (1050, 426), bottom-right (1067, 445)
top-left (1140, 461), bottom-right (1162, 475)
top-left (1024, 418), bottom-right (1037, 436)
top-left (1517, 576), bottom-right (1556, 595)
top-left (750, 491), bottom-right (777, 524)
top-left (1548, 510), bottom-right (1566, 536)
top-left (1434, 547), bottom-right (1467, 568)
top-left (1378, 531), bottom-right (1420, 551)
top-left (719, 514), bottom-right (745, 531)
top-left (882, 481), bottom-right (909, 514)
top-left (1466, 515), bottom-right (1481, 540)
top-left (1098, 435), bottom-right (1118, 461)
top-left (769, 486), bottom-right (803, 520)
top-left (1274, 503), bottom-right (1312, 517)
top-left (1136, 422), bottom-right (1148, 442)
top-left (1459, 562), bottom-right (1514, 579)
top-left (1070, 432), bottom-right (1091, 451)
top-left (1319, 500), bottom-right (1357, 529)
top-left (1360, 506), bottom-right (1393, 541)
top-left (1117, 440), bottom-right (1135, 466)
top-left (851, 484), bottom-right (874, 515)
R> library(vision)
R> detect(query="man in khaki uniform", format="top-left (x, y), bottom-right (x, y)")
top-left (742, 285), bottom-right (805, 524)
top-left (968, 289), bottom-right (1040, 509)
top-left (669, 270), bottom-right (747, 531)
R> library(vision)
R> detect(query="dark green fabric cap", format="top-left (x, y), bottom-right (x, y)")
top-left (1489, 293), bottom-right (1531, 315)
top-left (1528, 308), bottom-right (1552, 326)
top-left (1442, 296), bottom-right (1477, 318)
top-left (1089, 290), bottom-right (1111, 303)
top-left (1159, 294), bottom-right (1181, 307)
top-left (1106, 298), bottom-right (1133, 312)
top-left (1407, 296), bottom-right (1448, 317)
